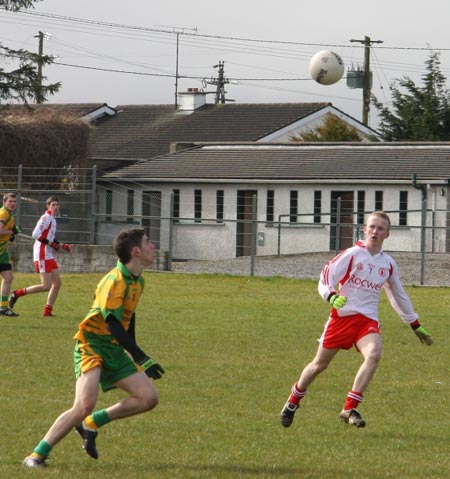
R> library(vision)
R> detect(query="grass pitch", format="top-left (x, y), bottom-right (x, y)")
top-left (0, 272), bottom-right (448, 479)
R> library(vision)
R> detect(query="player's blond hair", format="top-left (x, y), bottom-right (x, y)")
top-left (3, 192), bottom-right (16, 202)
top-left (367, 211), bottom-right (391, 230)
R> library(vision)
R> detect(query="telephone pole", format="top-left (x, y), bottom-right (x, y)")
top-left (155, 25), bottom-right (198, 109)
top-left (34, 31), bottom-right (45, 104)
top-left (206, 61), bottom-right (234, 104)
top-left (34, 31), bottom-right (52, 104)
top-left (349, 35), bottom-right (383, 125)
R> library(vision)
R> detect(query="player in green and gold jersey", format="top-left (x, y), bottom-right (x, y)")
top-left (23, 228), bottom-right (164, 468)
top-left (0, 192), bottom-right (21, 317)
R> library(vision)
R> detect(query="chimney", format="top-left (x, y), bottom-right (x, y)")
top-left (177, 88), bottom-right (207, 113)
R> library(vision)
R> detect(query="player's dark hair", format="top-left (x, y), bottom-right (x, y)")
top-left (114, 228), bottom-right (146, 264)
top-left (46, 196), bottom-right (59, 206)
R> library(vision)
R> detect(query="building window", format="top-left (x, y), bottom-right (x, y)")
top-left (172, 189), bottom-right (180, 223)
top-left (399, 190), bottom-right (408, 226)
top-left (194, 189), bottom-right (202, 223)
top-left (105, 189), bottom-right (112, 222)
top-left (266, 190), bottom-right (274, 223)
top-left (290, 190), bottom-right (298, 223)
top-left (127, 189), bottom-right (134, 224)
top-left (216, 190), bottom-right (224, 223)
top-left (357, 190), bottom-right (365, 225)
top-left (313, 190), bottom-right (322, 224)
top-left (375, 191), bottom-right (383, 211)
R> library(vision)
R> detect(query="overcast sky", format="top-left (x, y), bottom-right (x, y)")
top-left (1, 1), bottom-right (449, 129)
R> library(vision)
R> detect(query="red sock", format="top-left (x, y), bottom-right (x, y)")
top-left (344, 390), bottom-right (363, 410)
top-left (43, 304), bottom-right (53, 316)
top-left (288, 383), bottom-right (307, 406)
top-left (15, 288), bottom-right (27, 297)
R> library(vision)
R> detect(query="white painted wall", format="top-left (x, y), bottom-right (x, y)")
top-left (95, 182), bottom-right (449, 259)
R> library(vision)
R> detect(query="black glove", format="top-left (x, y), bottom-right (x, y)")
top-left (137, 356), bottom-right (165, 380)
top-left (50, 241), bottom-right (60, 251)
top-left (9, 234), bottom-right (15, 242)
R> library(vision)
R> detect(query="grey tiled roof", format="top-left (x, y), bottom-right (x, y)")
top-left (100, 143), bottom-right (450, 182)
top-left (89, 102), bottom-right (332, 161)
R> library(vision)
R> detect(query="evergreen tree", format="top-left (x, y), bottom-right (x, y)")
top-left (0, 0), bottom-right (60, 104)
top-left (373, 52), bottom-right (450, 141)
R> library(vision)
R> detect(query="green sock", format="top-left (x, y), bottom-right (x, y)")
top-left (0, 296), bottom-right (7, 309)
top-left (34, 440), bottom-right (52, 458)
top-left (91, 409), bottom-right (112, 428)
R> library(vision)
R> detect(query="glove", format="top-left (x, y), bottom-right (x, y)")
top-left (50, 241), bottom-right (60, 251)
top-left (13, 225), bottom-right (22, 234)
top-left (62, 243), bottom-right (72, 253)
top-left (329, 294), bottom-right (347, 309)
top-left (413, 325), bottom-right (433, 346)
top-left (137, 356), bottom-right (165, 380)
top-left (9, 234), bottom-right (15, 242)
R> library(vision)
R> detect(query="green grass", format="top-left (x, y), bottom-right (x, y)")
top-left (1, 272), bottom-right (448, 479)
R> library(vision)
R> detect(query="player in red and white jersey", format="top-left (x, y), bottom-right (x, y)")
top-left (280, 211), bottom-right (433, 429)
top-left (9, 196), bottom-right (72, 317)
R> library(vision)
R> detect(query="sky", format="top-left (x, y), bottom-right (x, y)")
top-left (1, 0), bottom-right (449, 129)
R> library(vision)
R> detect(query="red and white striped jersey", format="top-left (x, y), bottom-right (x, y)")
top-left (318, 241), bottom-right (418, 324)
top-left (32, 210), bottom-right (57, 261)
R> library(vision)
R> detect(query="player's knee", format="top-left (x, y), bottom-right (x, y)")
top-left (313, 360), bottom-right (329, 374)
top-left (77, 399), bottom-right (96, 417)
top-left (367, 350), bottom-right (382, 363)
top-left (142, 390), bottom-right (159, 412)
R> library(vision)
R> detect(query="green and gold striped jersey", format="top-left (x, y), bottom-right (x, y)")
top-left (0, 206), bottom-right (14, 255)
top-left (74, 261), bottom-right (145, 341)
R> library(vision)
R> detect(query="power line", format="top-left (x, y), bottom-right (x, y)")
top-left (4, 9), bottom-right (450, 51)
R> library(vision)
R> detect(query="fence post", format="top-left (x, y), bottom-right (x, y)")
top-left (89, 165), bottom-right (97, 245)
top-left (16, 164), bottom-right (23, 225)
top-left (419, 197), bottom-right (426, 285)
top-left (277, 215), bottom-right (282, 256)
top-left (167, 192), bottom-right (174, 271)
top-left (250, 194), bottom-right (257, 276)
top-left (335, 197), bottom-right (342, 255)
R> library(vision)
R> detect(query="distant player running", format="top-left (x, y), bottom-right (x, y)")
top-left (9, 196), bottom-right (71, 317)
top-left (280, 211), bottom-right (433, 428)
top-left (23, 228), bottom-right (164, 468)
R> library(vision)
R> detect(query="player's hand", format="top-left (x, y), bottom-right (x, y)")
top-left (62, 243), bottom-right (72, 253)
top-left (9, 233), bottom-right (15, 242)
top-left (50, 241), bottom-right (60, 251)
top-left (12, 225), bottom-right (23, 234)
top-left (329, 294), bottom-right (347, 309)
top-left (138, 356), bottom-right (165, 380)
top-left (413, 326), bottom-right (433, 346)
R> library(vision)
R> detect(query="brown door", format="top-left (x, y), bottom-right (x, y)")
top-left (142, 191), bottom-right (161, 249)
top-left (236, 190), bottom-right (257, 257)
top-left (330, 191), bottom-right (354, 251)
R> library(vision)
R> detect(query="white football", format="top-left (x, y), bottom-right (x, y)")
top-left (309, 50), bottom-right (345, 86)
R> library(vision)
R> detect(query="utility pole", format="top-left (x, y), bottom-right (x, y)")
top-left (34, 31), bottom-right (45, 104)
top-left (206, 61), bottom-right (234, 104)
top-left (349, 35), bottom-right (383, 125)
top-left (155, 25), bottom-right (198, 109)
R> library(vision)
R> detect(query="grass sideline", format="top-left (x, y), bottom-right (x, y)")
top-left (1, 272), bottom-right (448, 479)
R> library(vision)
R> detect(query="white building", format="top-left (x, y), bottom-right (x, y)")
top-left (96, 142), bottom-right (450, 259)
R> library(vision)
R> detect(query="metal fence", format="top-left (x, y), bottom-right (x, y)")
top-left (3, 165), bottom-right (450, 285)
top-left (1, 165), bottom-right (95, 244)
